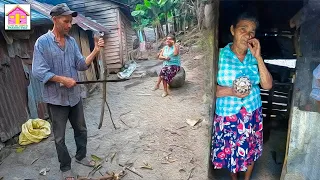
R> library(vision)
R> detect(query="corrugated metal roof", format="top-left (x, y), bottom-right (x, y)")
top-left (0, 0), bottom-right (109, 32)
top-left (25, 0), bottom-right (108, 32)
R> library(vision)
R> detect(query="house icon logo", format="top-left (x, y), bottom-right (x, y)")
top-left (5, 4), bottom-right (31, 30)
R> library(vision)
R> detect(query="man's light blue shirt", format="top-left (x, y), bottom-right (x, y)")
top-left (32, 31), bottom-right (88, 107)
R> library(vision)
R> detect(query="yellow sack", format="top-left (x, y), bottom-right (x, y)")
top-left (19, 119), bottom-right (51, 146)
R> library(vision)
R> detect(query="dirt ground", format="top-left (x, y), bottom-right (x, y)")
top-left (0, 50), bottom-right (212, 180)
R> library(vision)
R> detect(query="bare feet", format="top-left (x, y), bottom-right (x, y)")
top-left (162, 92), bottom-right (168, 97)
top-left (230, 172), bottom-right (238, 180)
top-left (152, 85), bottom-right (159, 91)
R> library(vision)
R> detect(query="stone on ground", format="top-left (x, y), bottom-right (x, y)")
top-left (169, 67), bottom-right (186, 88)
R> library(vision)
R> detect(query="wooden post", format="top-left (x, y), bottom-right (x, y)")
top-left (264, 83), bottom-right (274, 143)
top-left (80, 30), bottom-right (96, 80)
top-left (286, 83), bottom-right (294, 119)
top-left (173, 10), bottom-right (177, 32)
top-left (117, 9), bottom-right (123, 65)
top-left (207, 0), bottom-right (220, 179)
top-left (69, 26), bottom-right (88, 98)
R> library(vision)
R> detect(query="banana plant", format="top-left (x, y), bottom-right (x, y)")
top-left (131, 3), bottom-right (150, 31)
top-left (131, 0), bottom-right (183, 39)
top-left (160, 0), bottom-right (179, 35)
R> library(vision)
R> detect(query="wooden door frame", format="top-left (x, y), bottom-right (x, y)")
top-left (207, 0), bottom-right (220, 179)
top-left (116, 8), bottom-right (124, 65)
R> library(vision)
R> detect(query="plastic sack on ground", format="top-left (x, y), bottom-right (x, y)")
top-left (117, 60), bottom-right (137, 79)
top-left (19, 119), bottom-right (51, 146)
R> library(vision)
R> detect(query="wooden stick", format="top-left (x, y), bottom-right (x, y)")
top-left (96, 32), bottom-right (116, 130)
top-left (119, 111), bottom-right (132, 128)
top-left (187, 167), bottom-right (195, 180)
top-left (98, 32), bottom-right (107, 129)
top-left (105, 100), bottom-right (117, 130)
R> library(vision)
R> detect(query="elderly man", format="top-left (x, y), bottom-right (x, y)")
top-left (32, 3), bottom-right (104, 179)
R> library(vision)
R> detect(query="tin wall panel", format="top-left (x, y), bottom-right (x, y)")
top-left (0, 41), bottom-right (29, 141)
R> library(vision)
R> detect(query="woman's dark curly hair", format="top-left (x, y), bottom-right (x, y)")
top-left (167, 34), bottom-right (176, 42)
top-left (232, 12), bottom-right (259, 29)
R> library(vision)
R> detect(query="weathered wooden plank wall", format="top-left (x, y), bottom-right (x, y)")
top-left (66, 0), bottom-right (135, 71)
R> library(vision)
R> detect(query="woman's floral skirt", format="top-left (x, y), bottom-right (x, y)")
top-left (159, 65), bottom-right (180, 83)
top-left (211, 107), bottom-right (263, 173)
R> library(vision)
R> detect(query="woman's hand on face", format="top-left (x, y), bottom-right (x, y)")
top-left (248, 38), bottom-right (261, 59)
top-left (232, 88), bottom-right (250, 98)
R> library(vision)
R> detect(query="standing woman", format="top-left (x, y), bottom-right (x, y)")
top-left (211, 12), bottom-right (273, 180)
top-left (153, 34), bottom-right (181, 97)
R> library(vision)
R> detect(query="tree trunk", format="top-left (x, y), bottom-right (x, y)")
top-left (179, 16), bottom-right (183, 32)
top-left (177, 20), bottom-right (180, 32)
top-left (143, 30), bottom-right (147, 42)
top-left (204, 3), bottom-right (214, 29)
top-left (188, 18), bottom-right (192, 30)
top-left (197, 0), bottom-right (205, 30)
top-left (173, 10), bottom-right (177, 32)
top-left (158, 24), bottom-right (165, 39)
top-left (165, 12), bottom-right (169, 35)
top-left (183, 9), bottom-right (187, 34)
top-left (157, 25), bottom-right (161, 40)
top-left (154, 27), bottom-right (158, 42)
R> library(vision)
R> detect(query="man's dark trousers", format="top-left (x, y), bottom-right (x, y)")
top-left (48, 100), bottom-right (87, 172)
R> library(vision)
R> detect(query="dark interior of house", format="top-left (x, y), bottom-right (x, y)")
top-left (213, 0), bottom-right (304, 179)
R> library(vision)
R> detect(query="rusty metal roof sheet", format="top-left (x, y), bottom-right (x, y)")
top-left (25, 0), bottom-right (108, 32)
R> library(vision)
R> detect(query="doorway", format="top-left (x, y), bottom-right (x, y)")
top-left (210, 0), bottom-right (303, 179)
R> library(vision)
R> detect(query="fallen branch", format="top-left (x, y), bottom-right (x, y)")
top-left (119, 118), bottom-right (130, 128)
top-left (78, 174), bottom-right (118, 180)
top-left (120, 111), bottom-right (132, 117)
top-left (30, 157), bottom-right (39, 165)
top-left (119, 111), bottom-right (132, 128)
top-left (119, 164), bottom-right (143, 178)
top-left (105, 100), bottom-right (117, 130)
top-left (110, 152), bottom-right (117, 163)
top-left (176, 125), bottom-right (187, 130)
top-left (88, 163), bottom-right (103, 178)
top-left (164, 129), bottom-right (181, 136)
top-left (187, 167), bottom-right (195, 180)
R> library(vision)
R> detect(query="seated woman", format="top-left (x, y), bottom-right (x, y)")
top-left (211, 12), bottom-right (273, 180)
top-left (153, 34), bottom-right (181, 97)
